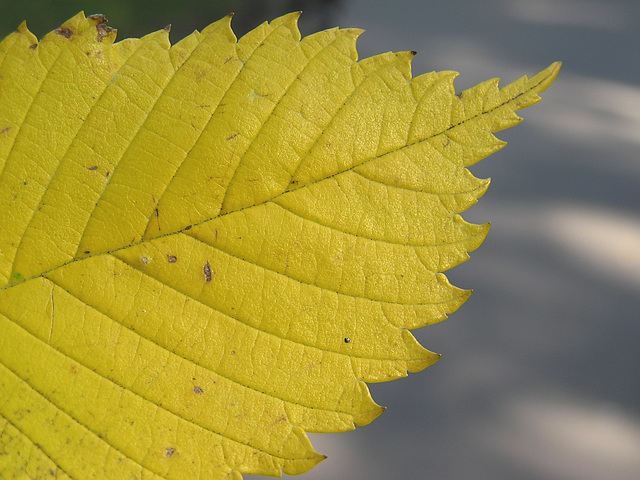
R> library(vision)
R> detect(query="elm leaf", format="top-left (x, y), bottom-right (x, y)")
top-left (0, 12), bottom-right (559, 479)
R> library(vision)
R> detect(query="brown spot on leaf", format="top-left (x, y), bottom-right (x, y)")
top-left (29, 44), bottom-right (37, 50)
top-left (88, 165), bottom-right (98, 171)
top-left (193, 386), bottom-right (203, 394)
top-left (164, 447), bottom-right (175, 458)
top-left (204, 261), bottom-right (212, 283)
top-left (167, 255), bottom-right (177, 263)
top-left (55, 27), bottom-right (73, 39)
top-left (84, 250), bottom-right (90, 254)
top-left (69, 364), bottom-right (78, 375)
top-left (0, 127), bottom-right (10, 134)
top-left (226, 133), bottom-right (239, 140)
top-left (96, 24), bottom-right (115, 43)
top-left (184, 225), bottom-right (192, 231)
top-left (87, 14), bottom-right (107, 25)
top-left (141, 256), bottom-right (150, 265)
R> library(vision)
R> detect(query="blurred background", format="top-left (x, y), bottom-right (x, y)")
top-left (2, 1), bottom-right (638, 479)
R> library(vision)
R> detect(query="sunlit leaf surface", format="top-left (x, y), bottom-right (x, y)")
top-left (0, 12), bottom-right (559, 479)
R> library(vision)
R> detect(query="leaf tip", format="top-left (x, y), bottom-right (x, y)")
top-left (530, 61), bottom-right (562, 95)
top-left (547, 60), bottom-right (562, 84)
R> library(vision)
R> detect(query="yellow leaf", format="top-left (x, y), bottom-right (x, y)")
top-left (0, 12), bottom-right (560, 479)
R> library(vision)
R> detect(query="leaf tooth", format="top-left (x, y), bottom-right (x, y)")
top-left (411, 69), bottom-right (458, 99)
top-left (280, 426), bottom-right (328, 476)
top-left (202, 13), bottom-right (236, 42)
top-left (402, 329), bottom-right (442, 374)
top-left (235, 12), bottom-right (301, 61)
top-left (348, 381), bottom-right (386, 427)
top-left (348, 329), bottom-right (441, 382)
top-left (268, 11), bottom-right (303, 42)
top-left (10, 21), bottom-right (38, 46)
top-left (139, 25), bottom-right (171, 50)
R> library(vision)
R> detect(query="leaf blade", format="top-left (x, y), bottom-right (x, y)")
top-left (0, 12), bottom-right (559, 478)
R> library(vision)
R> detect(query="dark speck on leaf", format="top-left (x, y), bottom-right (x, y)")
top-left (88, 165), bottom-right (98, 171)
top-left (164, 447), bottom-right (175, 458)
top-left (167, 255), bottom-right (177, 263)
top-left (204, 261), bottom-right (212, 282)
top-left (194, 386), bottom-right (203, 394)
top-left (344, 337), bottom-right (351, 343)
